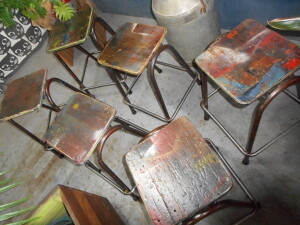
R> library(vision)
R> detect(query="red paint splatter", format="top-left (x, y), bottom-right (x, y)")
top-left (130, 56), bottom-right (138, 64)
top-left (226, 30), bottom-right (238, 39)
top-left (210, 63), bottom-right (237, 78)
top-left (283, 58), bottom-right (300, 70)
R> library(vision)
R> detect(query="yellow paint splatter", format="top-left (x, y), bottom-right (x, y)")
top-left (73, 103), bottom-right (79, 109)
top-left (196, 153), bottom-right (218, 170)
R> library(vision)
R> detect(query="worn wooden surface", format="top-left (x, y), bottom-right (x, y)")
top-left (196, 19), bottom-right (300, 104)
top-left (45, 93), bottom-right (116, 164)
top-left (0, 69), bottom-right (47, 120)
top-left (126, 117), bottom-right (232, 225)
top-left (48, 7), bottom-right (93, 52)
top-left (60, 185), bottom-right (125, 225)
top-left (27, 185), bottom-right (125, 225)
top-left (98, 23), bottom-right (166, 75)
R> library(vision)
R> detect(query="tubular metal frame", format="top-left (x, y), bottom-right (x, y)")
top-left (126, 120), bottom-right (258, 224)
top-left (52, 15), bottom-right (135, 113)
top-left (8, 77), bottom-right (147, 200)
top-left (182, 139), bottom-right (258, 225)
top-left (123, 44), bottom-right (200, 122)
top-left (200, 70), bottom-right (300, 164)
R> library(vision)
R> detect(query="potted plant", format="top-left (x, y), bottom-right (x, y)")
top-left (0, 0), bottom-right (75, 28)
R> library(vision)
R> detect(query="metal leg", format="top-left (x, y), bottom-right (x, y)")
top-left (106, 68), bottom-right (137, 114)
top-left (296, 81), bottom-right (300, 99)
top-left (96, 125), bottom-right (141, 200)
top-left (114, 116), bottom-right (149, 136)
top-left (147, 61), bottom-right (171, 120)
top-left (53, 52), bottom-right (94, 97)
top-left (8, 119), bottom-right (64, 158)
top-left (242, 76), bottom-right (300, 164)
top-left (146, 44), bottom-right (198, 121)
top-left (200, 70), bottom-right (209, 120)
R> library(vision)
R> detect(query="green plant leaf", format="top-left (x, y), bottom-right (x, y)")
top-left (268, 16), bottom-right (300, 31)
top-left (0, 206), bottom-right (35, 222)
top-left (0, 182), bottom-right (21, 194)
top-left (53, 1), bottom-right (75, 21)
top-left (0, 178), bottom-right (16, 186)
top-left (0, 170), bottom-right (10, 176)
top-left (6, 216), bottom-right (40, 225)
top-left (0, 197), bottom-right (31, 212)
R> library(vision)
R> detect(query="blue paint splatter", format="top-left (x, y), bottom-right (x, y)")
top-left (238, 64), bottom-right (285, 103)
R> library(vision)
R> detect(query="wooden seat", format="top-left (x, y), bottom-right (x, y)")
top-left (0, 69), bottom-right (47, 121)
top-left (45, 93), bottom-right (116, 164)
top-left (47, 7), bottom-right (133, 112)
top-left (98, 23), bottom-right (199, 122)
top-left (126, 117), bottom-right (257, 224)
top-left (196, 19), bottom-right (300, 164)
top-left (0, 69), bottom-right (147, 199)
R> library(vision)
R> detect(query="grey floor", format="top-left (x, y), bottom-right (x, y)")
top-left (0, 11), bottom-right (299, 225)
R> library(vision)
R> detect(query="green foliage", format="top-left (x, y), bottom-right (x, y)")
top-left (0, 0), bottom-right (75, 27)
top-left (268, 16), bottom-right (300, 31)
top-left (0, 160), bottom-right (37, 224)
top-left (0, 0), bottom-right (46, 27)
top-left (51, 0), bottom-right (75, 21)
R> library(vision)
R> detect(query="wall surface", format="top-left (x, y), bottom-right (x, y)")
top-left (94, 0), bottom-right (300, 29)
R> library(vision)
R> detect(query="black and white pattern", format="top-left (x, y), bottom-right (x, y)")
top-left (0, 10), bottom-right (46, 80)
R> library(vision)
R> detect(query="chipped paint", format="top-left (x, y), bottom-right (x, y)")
top-left (126, 117), bottom-right (232, 225)
top-left (47, 8), bottom-right (93, 52)
top-left (98, 23), bottom-right (167, 75)
top-left (45, 93), bottom-right (116, 164)
top-left (196, 19), bottom-right (300, 104)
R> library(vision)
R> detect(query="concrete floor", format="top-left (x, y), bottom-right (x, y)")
top-left (0, 12), bottom-right (299, 225)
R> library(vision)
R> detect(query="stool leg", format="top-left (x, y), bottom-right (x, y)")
top-left (97, 125), bottom-right (139, 200)
top-left (105, 68), bottom-right (137, 114)
top-left (53, 52), bottom-right (94, 97)
top-left (147, 44), bottom-right (197, 121)
top-left (200, 71), bottom-right (209, 120)
top-left (242, 76), bottom-right (300, 164)
top-left (147, 60), bottom-right (171, 120)
top-left (296, 82), bottom-right (300, 99)
top-left (242, 101), bottom-right (265, 165)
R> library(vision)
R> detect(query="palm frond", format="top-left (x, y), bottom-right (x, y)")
top-left (268, 16), bottom-right (300, 31)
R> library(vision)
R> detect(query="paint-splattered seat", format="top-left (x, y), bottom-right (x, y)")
top-left (47, 7), bottom-right (133, 112)
top-left (195, 19), bottom-right (300, 164)
top-left (126, 117), bottom-right (258, 225)
top-left (0, 69), bottom-right (47, 122)
top-left (0, 69), bottom-right (147, 200)
top-left (98, 22), bottom-right (199, 122)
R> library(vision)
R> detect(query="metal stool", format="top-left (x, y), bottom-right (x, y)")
top-left (195, 19), bottom-right (300, 164)
top-left (45, 92), bottom-right (147, 200)
top-left (0, 69), bottom-right (147, 199)
top-left (126, 117), bottom-right (258, 225)
top-left (0, 69), bottom-right (57, 149)
top-left (47, 7), bottom-right (132, 107)
top-left (98, 23), bottom-right (199, 122)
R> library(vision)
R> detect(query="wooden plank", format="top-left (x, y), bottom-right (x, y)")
top-left (57, 47), bottom-right (74, 67)
top-left (60, 186), bottom-right (125, 225)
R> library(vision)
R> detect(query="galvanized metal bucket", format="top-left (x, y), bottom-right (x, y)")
top-left (152, 0), bottom-right (220, 64)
